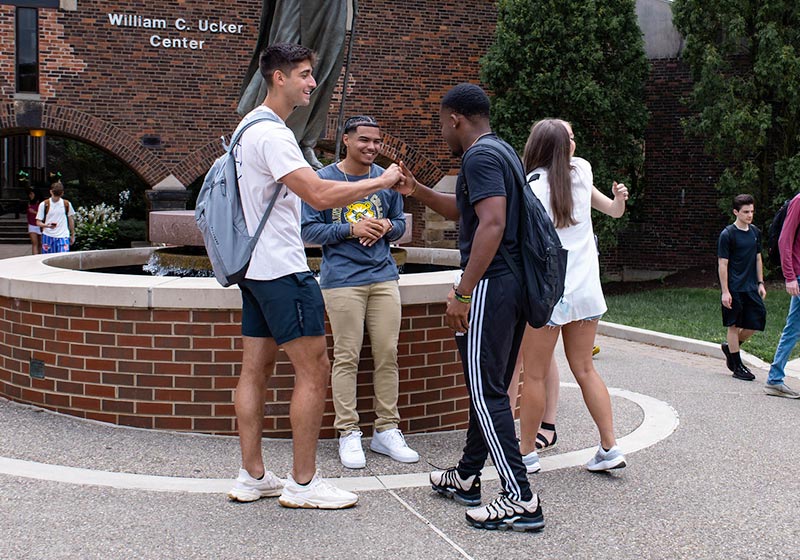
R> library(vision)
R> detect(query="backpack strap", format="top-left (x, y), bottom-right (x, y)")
top-left (725, 223), bottom-right (737, 256)
top-left (225, 112), bottom-right (282, 153)
top-left (227, 112), bottom-right (283, 250)
top-left (248, 183), bottom-right (282, 253)
top-left (465, 136), bottom-right (527, 280)
top-left (63, 199), bottom-right (70, 217)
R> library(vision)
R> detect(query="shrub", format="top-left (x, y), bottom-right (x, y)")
top-left (74, 203), bottom-right (122, 250)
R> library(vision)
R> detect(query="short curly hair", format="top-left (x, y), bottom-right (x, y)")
top-left (441, 83), bottom-right (490, 119)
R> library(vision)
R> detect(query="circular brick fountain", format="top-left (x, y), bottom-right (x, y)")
top-left (0, 242), bottom-right (469, 438)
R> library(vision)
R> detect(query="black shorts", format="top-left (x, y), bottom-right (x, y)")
top-left (721, 290), bottom-right (766, 331)
top-left (239, 272), bottom-right (326, 345)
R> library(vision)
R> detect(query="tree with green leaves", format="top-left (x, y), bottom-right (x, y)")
top-left (672, 0), bottom-right (800, 218)
top-left (481, 0), bottom-right (649, 248)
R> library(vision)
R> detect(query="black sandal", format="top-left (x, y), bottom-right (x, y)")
top-left (535, 422), bottom-right (557, 452)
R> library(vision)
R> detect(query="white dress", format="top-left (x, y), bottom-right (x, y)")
top-left (528, 157), bottom-right (607, 325)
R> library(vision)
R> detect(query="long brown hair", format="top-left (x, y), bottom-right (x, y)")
top-left (522, 119), bottom-right (575, 228)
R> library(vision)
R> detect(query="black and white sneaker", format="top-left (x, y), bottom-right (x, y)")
top-left (430, 467), bottom-right (481, 506)
top-left (465, 494), bottom-right (545, 532)
top-left (732, 363), bottom-right (755, 381)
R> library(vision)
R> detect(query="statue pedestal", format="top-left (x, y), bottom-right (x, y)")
top-left (145, 190), bottom-right (191, 244)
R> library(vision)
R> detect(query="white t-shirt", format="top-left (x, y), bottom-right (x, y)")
top-left (528, 157), bottom-right (607, 324)
top-left (35, 198), bottom-right (75, 239)
top-left (234, 106), bottom-right (312, 280)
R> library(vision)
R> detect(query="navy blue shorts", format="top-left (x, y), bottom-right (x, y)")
top-left (239, 272), bottom-right (326, 345)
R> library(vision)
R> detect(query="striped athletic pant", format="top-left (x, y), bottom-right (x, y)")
top-left (455, 272), bottom-right (532, 501)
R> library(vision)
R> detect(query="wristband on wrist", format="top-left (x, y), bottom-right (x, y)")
top-left (406, 181), bottom-right (419, 197)
top-left (454, 289), bottom-right (472, 304)
top-left (349, 222), bottom-right (354, 237)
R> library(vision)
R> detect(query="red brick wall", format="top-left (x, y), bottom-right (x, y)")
top-left (610, 58), bottom-right (726, 273)
top-left (0, 295), bottom-right (468, 437)
top-left (0, 3), bottom-right (727, 272)
top-left (1, 1), bottom-right (495, 188)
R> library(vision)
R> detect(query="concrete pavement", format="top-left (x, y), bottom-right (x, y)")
top-left (2, 332), bottom-right (800, 559)
top-left (3, 246), bottom-right (800, 558)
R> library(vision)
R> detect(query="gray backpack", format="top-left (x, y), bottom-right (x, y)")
top-left (195, 113), bottom-right (281, 287)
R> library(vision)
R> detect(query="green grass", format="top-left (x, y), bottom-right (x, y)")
top-left (603, 286), bottom-right (799, 362)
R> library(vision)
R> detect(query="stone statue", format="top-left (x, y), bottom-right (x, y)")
top-left (238, 0), bottom-right (349, 169)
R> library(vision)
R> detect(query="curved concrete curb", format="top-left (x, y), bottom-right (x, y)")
top-left (0, 383), bottom-right (678, 494)
top-left (598, 321), bottom-right (774, 373)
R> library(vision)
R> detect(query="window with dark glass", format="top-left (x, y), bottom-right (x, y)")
top-left (16, 7), bottom-right (39, 93)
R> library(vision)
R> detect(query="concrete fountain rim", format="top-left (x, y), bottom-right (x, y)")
top-left (0, 246), bottom-right (461, 309)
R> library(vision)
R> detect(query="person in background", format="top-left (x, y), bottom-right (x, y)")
top-left (26, 189), bottom-right (42, 255)
top-left (717, 194), bottom-right (766, 381)
top-left (764, 193), bottom-right (800, 398)
top-left (35, 182), bottom-right (75, 254)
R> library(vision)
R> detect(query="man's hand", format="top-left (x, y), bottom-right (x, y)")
top-left (352, 218), bottom-right (384, 243)
top-left (394, 161), bottom-right (418, 196)
top-left (758, 283), bottom-right (767, 299)
top-left (786, 280), bottom-right (799, 297)
top-left (354, 217), bottom-right (391, 247)
top-left (721, 291), bottom-right (733, 309)
top-left (445, 288), bottom-right (470, 333)
top-left (378, 163), bottom-right (402, 188)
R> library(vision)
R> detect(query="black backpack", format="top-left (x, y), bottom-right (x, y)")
top-left (767, 198), bottom-right (794, 268)
top-left (468, 136), bottom-right (568, 328)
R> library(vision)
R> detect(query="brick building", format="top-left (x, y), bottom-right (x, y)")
top-left (1, 0), bottom-right (725, 274)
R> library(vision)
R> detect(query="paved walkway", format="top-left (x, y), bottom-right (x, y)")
top-left (3, 247), bottom-right (800, 559)
top-left (0, 243), bottom-right (31, 260)
top-left (2, 332), bottom-right (800, 560)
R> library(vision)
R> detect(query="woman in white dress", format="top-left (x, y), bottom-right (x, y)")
top-left (514, 118), bottom-right (629, 473)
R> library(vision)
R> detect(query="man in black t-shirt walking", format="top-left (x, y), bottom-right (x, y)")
top-left (396, 84), bottom-right (544, 532)
top-left (718, 193), bottom-right (767, 381)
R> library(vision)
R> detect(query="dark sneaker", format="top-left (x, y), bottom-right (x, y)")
top-left (721, 343), bottom-right (735, 372)
top-left (430, 467), bottom-right (481, 506)
top-left (732, 364), bottom-right (755, 381)
top-left (465, 494), bottom-right (545, 532)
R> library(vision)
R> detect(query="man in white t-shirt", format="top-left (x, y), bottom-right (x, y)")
top-left (35, 182), bottom-right (75, 254)
top-left (226, 43), bottom-right (401, 510)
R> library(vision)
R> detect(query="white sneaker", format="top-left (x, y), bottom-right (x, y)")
top-left (227, 468), bottom-right (283, 502)
top-left (339, 431), bottom-right (366, 469)
top-left (278, 471), bottom-right (358, 509)
top-left (585, 444), bottom-right (627, 472)
top-left (369, 428), bottom-right (420, 463)
top-left (521, 450), bottom-right (541, 474)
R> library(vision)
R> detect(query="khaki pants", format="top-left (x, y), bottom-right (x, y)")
top-left (322, 280), bottom-right (401, 436)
